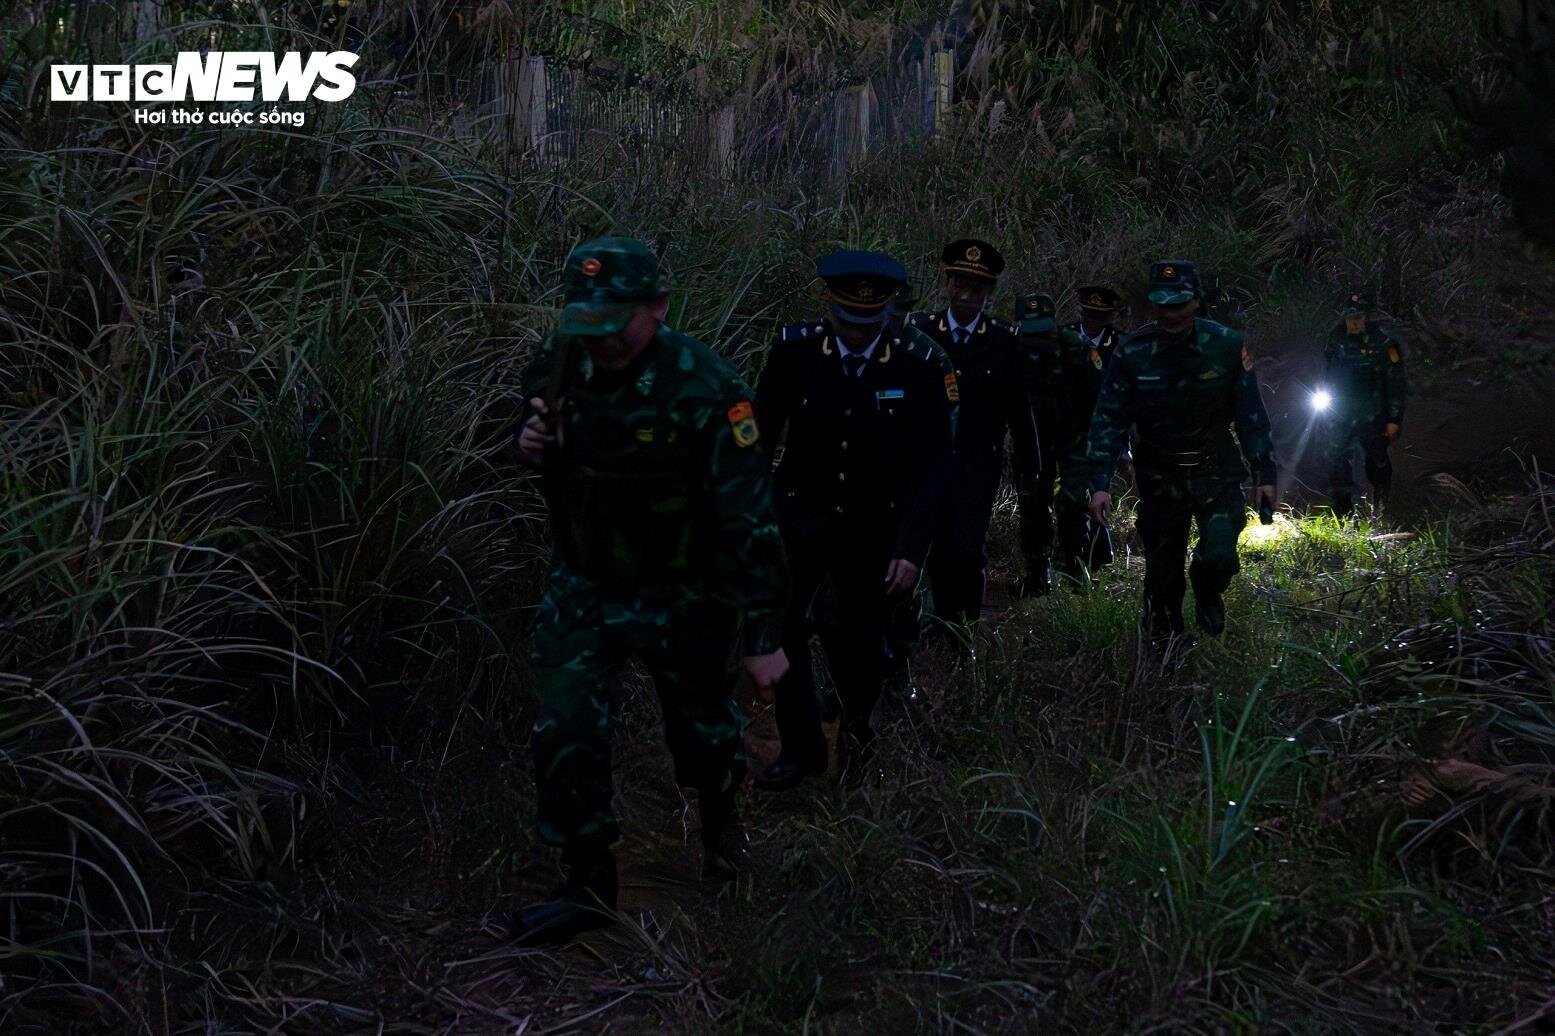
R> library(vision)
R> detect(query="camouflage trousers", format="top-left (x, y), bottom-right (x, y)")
top-left (1022, 415), bottom-right (1114, 582)
top-left (529, 563), bottom-right (745, 852)
top-left (1326, 416), bottom-right (1392, 511)
top-left (1135, 471), bottom-right (1247, 634)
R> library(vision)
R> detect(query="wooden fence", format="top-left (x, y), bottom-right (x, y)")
top-left (458, 27), bottom-right (966, 183)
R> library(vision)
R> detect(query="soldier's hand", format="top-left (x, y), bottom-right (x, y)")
top-left (518, 397), bottom-right (557, 466)
top-left (1384, 422), bottom-right (1400, 443)
top-left (1090, 491), bottom-right (1112, 526)
top-left (741, 649), bottom-right (789, 702)
top-left (1255, 484), bottom-right (1278, 510)
top-left (883, 558), bottom-right (920, 596)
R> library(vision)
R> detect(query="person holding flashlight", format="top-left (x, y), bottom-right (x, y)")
top-left (1079, 260), bottom-right (1278, 645)
top-left (1321, 290), bottom-right (1406, 517)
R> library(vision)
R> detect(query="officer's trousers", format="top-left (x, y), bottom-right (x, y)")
top-left (1327, 417), bottom-right (1392, 511)
top-left (773, 526), bottom-right (892, 762)
top-left (926, 465), bottom-right (997, 626)
top-left (1135, 472), bottom-right (1246, 634)
top-left (529, 564), bottom-right (744, 852)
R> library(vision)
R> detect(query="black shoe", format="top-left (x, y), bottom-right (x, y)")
top-left (507, 849), bottom-right (618, 946)
top-left (1197, 596), bottom-right (1226, 637)
top-left (1017, 565), bottom-right (1052, 599)
top-left (1331, 494), bottom-right (1354, 518)
top-left (701, 818), bottom-right (750, 881)
top-left (752, 752), bottom-right (825, 792)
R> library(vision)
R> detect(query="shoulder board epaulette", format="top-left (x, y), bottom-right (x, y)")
top-left (984, 315), bottom-right (1015, 335)
top-left (779, 320), bottom-right (827, 343)
top-left (907, 310), bottom-right (935, 329)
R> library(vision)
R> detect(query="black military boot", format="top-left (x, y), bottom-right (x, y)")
top-left (508, 847), bottom-right (618, 946)
top-left (1017, 561), bottom-right (1052, 599)
top-left (1197, 594), bottom-right (1226, 637)
top-left (1331, 493), bottom-right (1354, 519)
top-left (753, 747), bottom-right (826, 792)
top-left (699, 789), bottom-right (749, 881)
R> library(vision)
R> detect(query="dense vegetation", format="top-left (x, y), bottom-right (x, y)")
top-left (2, 0), bottom-right (1552, 1029)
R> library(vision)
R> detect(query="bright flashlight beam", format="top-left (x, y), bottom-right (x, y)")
top-left (1310, 389), bottom-right (1333, 412)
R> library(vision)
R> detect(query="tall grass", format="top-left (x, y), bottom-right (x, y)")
top-left (2, 0), bottom-right (1549, 1028)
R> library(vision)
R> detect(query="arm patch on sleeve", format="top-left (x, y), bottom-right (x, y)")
top-left (1240, 345), bottom-right (1253, 372)
top-left (944, 371), bottom-right (960, 404)
top-left (1387, 345), bottom-right (1401, 364)
top-left (727, 400), bottom-right (759, 447)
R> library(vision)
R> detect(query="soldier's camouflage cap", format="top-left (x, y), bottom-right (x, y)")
top-left (817, 250), bottom-right (908, 325)
top-left (1078, 284), bottom-right (1122, 313)
top-left (1147, 259), bottom-right (1200, 306)
top-left (559, 236), bottom-right (667, 337)
top-left (1015, 292), bottom-right (1057, 334)
top-left (942, 238), bottom-right (1005, 281)
top-left (1342, 289), bottom-right (1370, 316)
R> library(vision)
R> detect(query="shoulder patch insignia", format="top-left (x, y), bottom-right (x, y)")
top-left (1240, 345), bottom-right (1253, 372)
top-left (727, 401), bottom-right (759, 447)
top-left (944, 371), bottom-right (960, 404)
top-left (1090, 349), bottom-right (1103, 370)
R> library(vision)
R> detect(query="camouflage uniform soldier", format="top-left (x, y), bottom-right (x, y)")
top-left (1016, 290), bottom-right (1123, 593)
top-left (509, 237), bottom-right (790, 945)
top-left (1081, 260), bottom-right (1278, 642)
top-left (1322, 290), bottom-right (1406, 516)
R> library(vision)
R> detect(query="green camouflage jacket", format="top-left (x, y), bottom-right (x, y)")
top-left (1080, 317), bottom-right (1277, 492)
top-left (518, 325), bottom-right (789, 655)
top-left (1323, 323), bottom-right (1406, 425)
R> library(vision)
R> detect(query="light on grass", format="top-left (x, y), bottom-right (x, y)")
top-left (1240, 511), bottom-right (1297, 547)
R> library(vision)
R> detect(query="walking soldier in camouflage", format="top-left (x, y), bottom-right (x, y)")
top-left (909, 239), bottom-right (1040, 626)
top-left (1081, 260), bottom-right (1278, 644)
top-left (1016, 289), bottom-right (1122, 594)
top-left (754, 250), bottom-right (955, 789)
top-left (509, 237), bottom-right (790, 945)
top-left (1322, 290), bottom-right (1407, 516)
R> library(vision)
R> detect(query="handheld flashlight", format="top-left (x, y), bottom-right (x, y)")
top-left (1310, 388), bottom-right (1333, 413)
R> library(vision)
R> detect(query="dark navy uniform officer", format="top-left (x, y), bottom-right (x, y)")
top-left (753, 251), bottom-right (956, 788)
top-left (908, 239), bottom-right (1040, 627)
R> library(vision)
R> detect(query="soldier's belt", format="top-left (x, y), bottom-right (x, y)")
top-left (1135, 442), bottom-right (1209, 468)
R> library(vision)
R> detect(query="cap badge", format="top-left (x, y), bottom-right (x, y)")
top-left (857, 283), bottom-right (875, 300)
top-left (965, 245), bottom-right (982, 263)
top-left (1162, 265), bottom-right (1175, 278)
top-left (581, 258), bottom-right (602, 276)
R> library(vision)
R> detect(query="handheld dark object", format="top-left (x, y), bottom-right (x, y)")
top-left (1259, 499), bottom-right (1274, 525)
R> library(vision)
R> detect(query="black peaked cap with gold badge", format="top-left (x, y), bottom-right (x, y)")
top-left (941, 238), bottom-right (1005, 282)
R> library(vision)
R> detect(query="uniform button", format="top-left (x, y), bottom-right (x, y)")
top-left (837, 472), bottom-right (846, 481)
top-left (834, 505), bottom-right (845, 514)
top-left (843, 407), bottom-right (852, 417)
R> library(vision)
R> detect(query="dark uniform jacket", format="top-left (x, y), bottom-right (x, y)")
top-left (1081, 318), bottom-right (1277, 491)
top-left (1323, 324), bottom-right (1406, 425)
top-left (909, 309), bottom-right (1040, 493)
top-left (755, 320), bottom-right (956, 567)
top-left (1053, 322), bottom-right (1123, 441)
top-left (518, 326), bottom-right (789, 654)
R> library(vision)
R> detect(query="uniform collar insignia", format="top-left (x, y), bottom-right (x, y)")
top-left (634, 364), bottom-right (656, 396)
